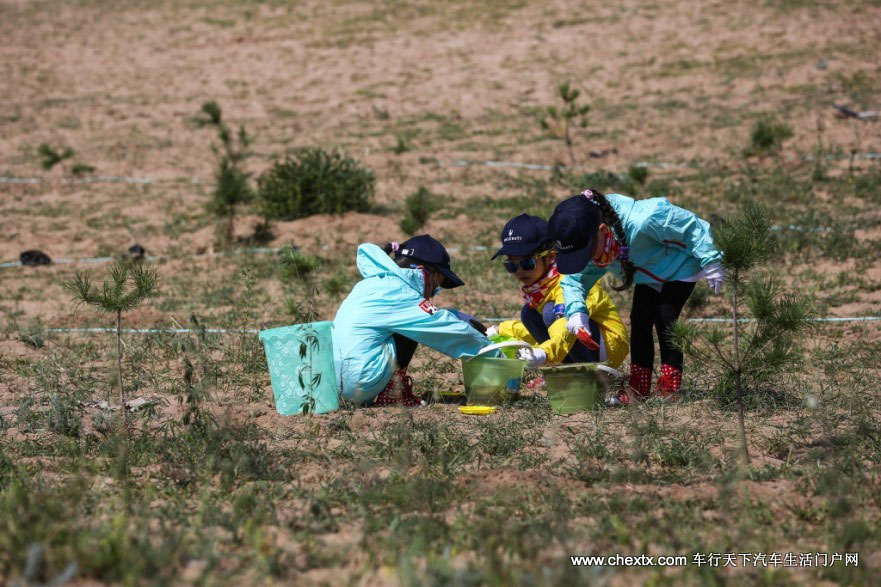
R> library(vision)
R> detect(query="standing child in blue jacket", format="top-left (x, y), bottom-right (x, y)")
top-left (332, 235), bottom-right (497, 407)
top-left (549, 189), bottom-right (724, 404)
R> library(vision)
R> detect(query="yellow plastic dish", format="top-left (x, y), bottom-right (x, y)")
top-left (458, 405), bottom-right (496, 416)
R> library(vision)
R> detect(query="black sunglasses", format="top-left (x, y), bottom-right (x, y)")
top-left (502, 251), bottom-right (551, 273)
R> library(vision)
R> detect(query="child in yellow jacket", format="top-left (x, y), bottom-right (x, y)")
top-left (488, 214), bottom-right (629, 369)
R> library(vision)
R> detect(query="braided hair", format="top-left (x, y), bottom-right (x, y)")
top-left (585, 189), bottom-right (636, 291)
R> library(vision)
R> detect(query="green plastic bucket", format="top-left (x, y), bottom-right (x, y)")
top-left (487, 334), bottom-right (519, 358)
top-left (539, 363), bottom-right (609, 415)
top-left (461, 355), bottom-right (526, 406)
top-left (258, 321), bottom-right (339, 415)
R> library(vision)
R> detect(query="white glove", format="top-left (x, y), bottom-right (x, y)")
top-left (486, 325), bottom-right (499, 338)
top-left (566, 312), bottom-right (591, 336)
top-left (704, 262), bottom-right (725, 294)
top-left (517, 347), bottom-right (548, 369)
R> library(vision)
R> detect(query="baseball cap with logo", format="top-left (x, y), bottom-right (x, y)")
top-left (491, 214), bottom-right (554, 260)
top-left (547, 195), bottom-right (603, 274)
top-left (397, 234), bottom-right (465, 288)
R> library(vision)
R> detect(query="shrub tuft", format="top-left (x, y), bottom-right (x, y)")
top-left (745, 119), bottom-right (793, 157)
top-left (257, 148), bottom-right (375, 220)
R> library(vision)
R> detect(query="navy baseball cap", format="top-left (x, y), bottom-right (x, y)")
top-left (548, 195), bottom-right (603, 274)
top-left (398, 234), bottom-right (465, 288)
top-left (491, 214), bottom-right (553, 260)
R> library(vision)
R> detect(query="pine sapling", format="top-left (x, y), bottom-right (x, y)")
top-left (744, 119), bottom-right (793, 158)
top-left (539, 82), bottom-right (591, 164)
top-left (37, 143), bottom-right (96, 175)
top-left (65, 261), bottom-right (158, 430)
top-left (278, 244), bottom-right (320, 282)
top-left (400, 186), bottom-right (439, 234)
top-left (672, 203), bottom-right (813, 464)
top-left (196, 101), bottom-right (254, 245)
top-left (37, 143), bottom-right (75, 170)
top-left (256, 147), bottom-right (375, 220)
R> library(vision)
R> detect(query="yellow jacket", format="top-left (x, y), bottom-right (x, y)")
top-left (499, 276), bottom-right (629, 368)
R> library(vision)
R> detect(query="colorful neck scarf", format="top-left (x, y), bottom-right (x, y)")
top-left (593, 225), bottom-right (621, 268)
top-left (522, 264), bottom-right (560, 308)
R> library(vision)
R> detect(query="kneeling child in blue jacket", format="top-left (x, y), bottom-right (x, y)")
top-left (332, 235), bottom-right (497, 407)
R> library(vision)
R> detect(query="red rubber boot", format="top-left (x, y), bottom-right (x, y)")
top-left (396, 368), bottom-right (424, 407)
top-left (656, 364), bottom-right (683, 401)
top-left (629, 363), bottom-right (653, 401)
top-left (608, 363), bottom-right (653, 406)
top-left (372, 368), bottom-right (423, 407)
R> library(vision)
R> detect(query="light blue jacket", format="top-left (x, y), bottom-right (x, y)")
top-left (332, 243), bottom-right (495, 404)
top-left (561, 194), bottom-right (721, 317)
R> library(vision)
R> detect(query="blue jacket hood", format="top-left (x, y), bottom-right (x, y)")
top-left (356, 243), bottom-right (426, 295)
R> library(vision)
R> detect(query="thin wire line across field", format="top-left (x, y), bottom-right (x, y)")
top-left (45, 315), bottom-right (881, 337)
top-left (2, 151), bottom-right (879, 187)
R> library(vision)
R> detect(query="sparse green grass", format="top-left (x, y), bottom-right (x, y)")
top-left (2, 0), bottom-right (881, 583)
top-left (2, 295), bottom-right (881, 583)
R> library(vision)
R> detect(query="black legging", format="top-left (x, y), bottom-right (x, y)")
top-left (392, 333), bottom-right (418, 369)
top-left (630, 281), bottom-right (695, 371)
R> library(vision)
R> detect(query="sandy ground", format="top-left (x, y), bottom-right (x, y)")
top-left (1, 0), bottom-right (879, 327)
top-left (2, 0), bottom-right (879, 263)
top-left (1, 0), bottom-right (881, 583)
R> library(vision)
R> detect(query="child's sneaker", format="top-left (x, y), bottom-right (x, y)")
top-left (656, 364), bottom-right (682, 401)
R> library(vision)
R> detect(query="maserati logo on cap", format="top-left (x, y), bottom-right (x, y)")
top-left (556, 240), bottom-right (574, 251)
top-left (503, 229), bottom-right (522, 243)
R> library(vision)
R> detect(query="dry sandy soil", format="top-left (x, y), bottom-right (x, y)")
top-left (1, 0), bottom-right (881, 585)
top-left (1, 0), bottom-right (879, 263)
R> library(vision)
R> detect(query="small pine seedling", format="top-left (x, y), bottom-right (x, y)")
top-left (392, 132), bottom-right (412, 154)
top-left (744, 119), bottom-right (793, 157)
top-left (37, 143), bottom-right (75, 170)
top-left (539, 82), bottom-right (591, 164)
top-left (71, 162), bottom-right (96, 176)
top-left (672, 203), bottom-right (813, 464)
top-left (196, 101), bottom-right (255, 245)
top-left (65, 261), bottom-right (158, 430)
top-left (400, 186), bottom-right (439, 234)
top-left (627, 165), bottom-right (649, 186)
top-left (257, 148), bottom-right (375, 220)
top-left (279, 243), bottom-right (320, 282)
